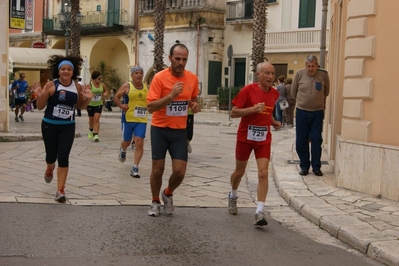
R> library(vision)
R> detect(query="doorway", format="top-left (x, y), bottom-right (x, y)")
top-left (273, 64), bottom-right (288, 82)
top-left (234, 58), bottom-right (246, 88)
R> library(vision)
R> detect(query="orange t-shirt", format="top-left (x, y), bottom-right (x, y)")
top-left (30, 91), bottom-right (37, 100)
top-left (147, 68), bottom-right (199, 129)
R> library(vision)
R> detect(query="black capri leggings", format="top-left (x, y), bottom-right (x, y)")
top-left (41, 121), bottom-right (75, 167)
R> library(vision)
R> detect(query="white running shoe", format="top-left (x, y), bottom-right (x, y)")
top-left (162, 191), bottom-right (174, 215)
top-left (118, 148), bottom-right (126, 163)
top-left (44, 167), bottom-right (54, 184)
top-left (55, 190), bottom-right (66, 203)
top-left (147, 202), bottom-right (161, 217)
top-left (130, 165), bottom-right (140, 178)
top-left (254, 211), bottom-right (268, 226)
top-left (228, 192), bottom-right (238, 215)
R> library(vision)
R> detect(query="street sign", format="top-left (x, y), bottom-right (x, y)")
top-left (25, 0), bottom-right (34, 31)
top-left (32, 42), bottom-right (46, 48)
top-left (10, 0), bottom-right (26, 30)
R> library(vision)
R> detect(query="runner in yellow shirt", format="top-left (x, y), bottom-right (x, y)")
top-left (114, 66), bottom-right (148, 178)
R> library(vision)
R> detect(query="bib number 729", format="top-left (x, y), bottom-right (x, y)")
top-left (247, 125), bottom-right (267, 142)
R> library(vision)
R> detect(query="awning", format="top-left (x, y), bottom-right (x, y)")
top-left (9, 48), bottom-right (65, 70)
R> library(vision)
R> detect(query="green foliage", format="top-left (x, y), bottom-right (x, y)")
top-left (97, 61), bottom-right (122, 91)
top-left (9, 72), bottom-right (15, 82)
top-left (189, 12), bottom-right (205, 28)
top-left (217, 87), bottom-right (240, 110)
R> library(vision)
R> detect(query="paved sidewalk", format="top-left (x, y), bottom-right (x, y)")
top-left (1, 108), bottom-right (398, 266)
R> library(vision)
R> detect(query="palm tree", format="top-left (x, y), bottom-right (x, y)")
top-left (251, 0), bottom-right (268, 81)
top-left (97, 61), bottom-right (122, 91)
top-left (70, 0), bottom-right (81, 56)
top-left (153, 0), bottom-right (166, 73)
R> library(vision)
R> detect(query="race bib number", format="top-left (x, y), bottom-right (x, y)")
top-left (91, 93), bottom-right (102, 102)
top-left (247, 125), bottom-right (268, 142)
top-left (134, 107), bottom-right (147, 118)
top-left (166, 101), bottom-right (188, 116)
top-left (18, 93), bottom-right (26, 98)
top-left (52, 105), bottom-right (73, 119)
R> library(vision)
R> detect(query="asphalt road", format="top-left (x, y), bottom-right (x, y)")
top-left (0, 204), bottom-right (383, 266)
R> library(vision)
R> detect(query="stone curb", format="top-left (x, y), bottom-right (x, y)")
top-left (271, 137), bottom-right (399, 266)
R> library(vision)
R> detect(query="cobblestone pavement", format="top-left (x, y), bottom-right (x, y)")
top-left (1, 108), bottom-right (398, 266)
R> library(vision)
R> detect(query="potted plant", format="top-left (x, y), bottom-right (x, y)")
top-left (217, 87), bottom-right (240, 110)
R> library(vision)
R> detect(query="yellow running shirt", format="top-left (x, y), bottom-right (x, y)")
top-left (124, 82), bottom-right (148, 123)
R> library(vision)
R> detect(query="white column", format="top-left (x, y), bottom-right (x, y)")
top-left (0, 0), bottom-right (9, 131)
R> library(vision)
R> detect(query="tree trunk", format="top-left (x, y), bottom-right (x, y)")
top-left (153, 0), bottom-right (166, 73)
top-left (70, 0), bottom-right (81, 56)
top-left (251, 0), bottom-right (268, 82)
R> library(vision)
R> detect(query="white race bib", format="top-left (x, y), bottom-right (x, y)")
top-left (91, 93), bottom-right (102, 102)
top-left (247, 125), bottom-right (268, 142)
top-left (52, 105), bottom-right (73, 119)
top-left (166, 101), bottom-right (189, 116)
top-left (134, 107), bottom-right (147, 118)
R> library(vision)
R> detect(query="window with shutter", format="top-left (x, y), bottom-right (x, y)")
top-left (298, 0), bottom-right (316, 28)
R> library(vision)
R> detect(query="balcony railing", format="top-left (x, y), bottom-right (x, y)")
top-left (226, 0), bottom-right (277, 21)
top-left (43, 9), bottom-right (129, 31)
top-left (226, 0), bottom-right (253, 21)
top-left (265, 29), bottom-right (329, 52)
top-left (140, 0), bottom-right (202, 12)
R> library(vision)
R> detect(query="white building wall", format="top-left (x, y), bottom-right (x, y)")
top-left (138, 29), bottom-right (199, 75)
top-left (281, 0), bottom-right (293, 30)
top-left (267, 2), bottom-right (283, 30)
top-left (290, 0), bottom-right (301, 29)
top-left (224, 0), bottom-right (329, 54)
top-left (288, 0), bottom-right (326, 30)
top-left (138, 27), bottom-right (224, 98)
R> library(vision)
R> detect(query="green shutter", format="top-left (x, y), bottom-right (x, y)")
top-left (298, 0), bottom-right (316, 28)
top-left (208, 61), bottom-right (222, 95)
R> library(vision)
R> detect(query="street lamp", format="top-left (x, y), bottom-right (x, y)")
top-left (76, 12), bottom-right (84, 24)
top-left (58, 2), bottom-right (72, 56)
top-left (58, 1), bottom-right (83, 56)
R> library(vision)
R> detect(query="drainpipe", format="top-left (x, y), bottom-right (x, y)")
top-left (42, 0), bottom-right (48, 42)
top-left (43, 0), bottom-right (48, 19)
top-left (196, 21), bottom-right (200, 76)
top-left (196, 18), bottom-right (201, 105)
top-left (320, 0), bottom-right (328, 69)
top-left (134, 0), bottom-right (139, 65)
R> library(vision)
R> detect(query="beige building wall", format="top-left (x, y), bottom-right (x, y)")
top-left (223, 25), bottom-right (320, 86)
top-left (328, 0), bottom-right (399, 201)
top-left (138, 6), bottom-right (225, 98)
top-left (223, 0), bottom-right (329, 89)
top-left (0, 1), bottom-right (9, 132)
top-left (44, 0), bottom-right (136, 85)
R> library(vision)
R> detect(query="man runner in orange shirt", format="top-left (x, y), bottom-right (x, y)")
top-left (146, 43), bottom-right (200, 217)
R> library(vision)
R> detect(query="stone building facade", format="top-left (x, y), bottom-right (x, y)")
top-left (327, 0), bottom-right (399, 201)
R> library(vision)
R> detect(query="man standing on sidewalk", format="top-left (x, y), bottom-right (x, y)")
top-left (146, 43), bottom-right (200, 217)
top-left (228, 62), bottom-right (281, 226)
top-left (11, 73), bottom-right (29, 122)
top-left (291, 55), bottom-right (330, 177)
